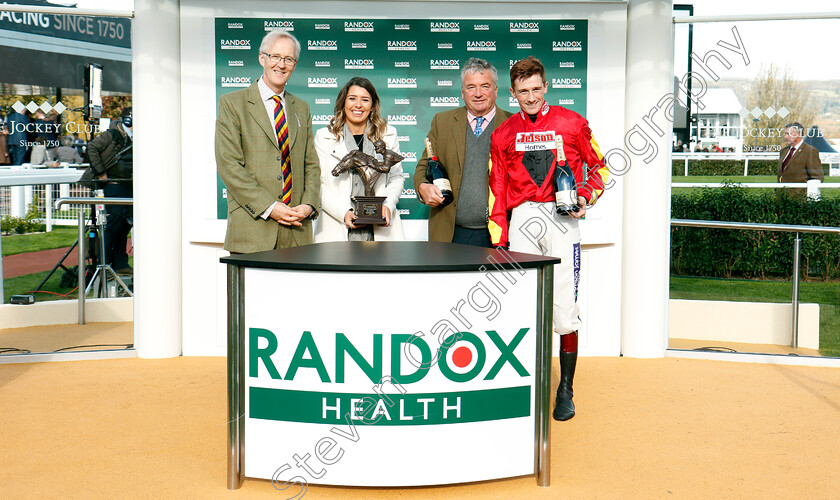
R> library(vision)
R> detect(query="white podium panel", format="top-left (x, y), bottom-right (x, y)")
top-left (242, 268), bottom-right (538, 486)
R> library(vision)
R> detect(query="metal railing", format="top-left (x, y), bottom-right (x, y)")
top-left (55, 197), bottom-right (134, 325)
top-left (670, 219), bottom-right (840, 348)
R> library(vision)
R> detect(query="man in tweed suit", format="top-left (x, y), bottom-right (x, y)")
top-left (216, 30), bottom-right (320, 253)
top-left (413, 58), bottom-right (512, 246)
top-left (778, 122), bottom-right (824, 198)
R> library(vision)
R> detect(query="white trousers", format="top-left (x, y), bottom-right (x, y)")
top-left (509, 201), bottom-right (581, 335)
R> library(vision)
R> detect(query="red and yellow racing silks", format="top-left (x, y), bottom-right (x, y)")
top-left (488, 102), bottom-right (607, 246)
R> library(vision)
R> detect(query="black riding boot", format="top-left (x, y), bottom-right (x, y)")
top-left (553, 350), bottom-right (577, 421)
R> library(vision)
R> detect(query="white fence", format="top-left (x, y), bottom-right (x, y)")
top-left (0, 165), bottom-right (94, 232)
top-left (672, 152), bottom-right (840, 176)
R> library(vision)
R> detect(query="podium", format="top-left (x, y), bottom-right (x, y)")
top-left (221, 242), bottom-right (560, 490)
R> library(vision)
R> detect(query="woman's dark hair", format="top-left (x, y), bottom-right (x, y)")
top-left (328, 77), bottom-right (387, 142)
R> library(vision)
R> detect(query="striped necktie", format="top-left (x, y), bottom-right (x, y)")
top-left (474, 116), bottom-right (485, 138)
top-left (272, 95), bottom-right (292, 204)
top-left (782, 146), bottom-right (795, 171)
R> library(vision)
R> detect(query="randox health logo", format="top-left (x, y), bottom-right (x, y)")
top-left (344, 59), bottom-right (374, 70)
top-left (387, 40), bottom-right (417, 51)
top-left (387, 114), bottom-right (417, 125)
top-left (308, 77), bottom-right (338, 88)
top-left (312, 114), bottom-right (334, 125)
top-left (308, 39), bottom-right (338, 50)
top-left (431, 96), bottom-right (460, 107)
top-left (220, 39), bottom-right (250, 50)
top-left (247, 328), bottom-right (532, 425)
top-left (510, 22), bottom-right (539, 32)
top-left (220, 76), bottom-right (251, 88)
top-left (553, 40), bottom-right (582, 51)
top-left (387, 77), bottom-right (417, 89)
top-left (430, 21), bottom-right (459, 32)
top-left (467, 40), bottom-right (496, 51)
top-left (264, 20), bottom-right (294, 31)
top-left (345, 21), bottom-right (374, 32)
top-left (430, 59), bottom-right (459, 70)
top-left (552, 78), bottom-right (582, 89)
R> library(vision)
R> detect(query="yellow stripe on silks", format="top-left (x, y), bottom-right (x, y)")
top-left (590, 134), bottom-right (605, 160)
top-left (488, 220), bottom-right (503, 245)
top-left (487, 157), bottom-right (503, 245)
top-left (589, 134), bottom-right (608, 204)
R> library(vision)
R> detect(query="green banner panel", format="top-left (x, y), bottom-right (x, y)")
top-left (215, 18), bottom-right (589, 219)
top-left (250, 385), bottom-right (531, 425)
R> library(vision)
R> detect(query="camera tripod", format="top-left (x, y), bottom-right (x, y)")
top-left (35, 205), bottom-right (96, 292)
top-left (85, 203), bottom-right (133, 298)
top-left (35, 202), bottom-right (132, 298)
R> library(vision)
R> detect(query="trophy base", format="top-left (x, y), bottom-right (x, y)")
top-left (352, 196), bottom-right (387, 225)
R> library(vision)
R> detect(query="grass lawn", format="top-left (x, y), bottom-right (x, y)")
top-left (671, 275), bottom-right (840, 357)
top-left (672, 175), bottom-right (840, 198)
top-left (2, 269), bottom-right (77, 303)
top-left (1, 227), bottom-right (79, 257)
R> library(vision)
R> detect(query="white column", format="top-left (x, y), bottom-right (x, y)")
top-left (620, 0), bottom-right (673, 357)
top-left (133, 0), bottom-right (183, 357)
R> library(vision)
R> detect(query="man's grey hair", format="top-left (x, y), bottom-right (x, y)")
top-left (784, 122), bottom-right (805, 136)
top-left (60, 135), bottom-right (74, 147)
top-left (260, 30), bottom-right (301, 59)
top-left (460, 57), bottom-right (498, 87)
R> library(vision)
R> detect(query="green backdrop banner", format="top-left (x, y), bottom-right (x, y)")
top-left (215, 18), bottom-right (589, 220)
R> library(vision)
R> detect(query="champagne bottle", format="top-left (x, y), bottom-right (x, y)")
top-left (553, 135), bottom-right (579, 215)
top-left (424, 138), bottom-right (454, 207)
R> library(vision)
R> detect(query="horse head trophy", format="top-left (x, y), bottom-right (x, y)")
top-left (331, 139), bottom-right (404, 225)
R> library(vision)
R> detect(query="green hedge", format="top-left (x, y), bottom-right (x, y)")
top-left (671, 185), bottom-right (840, 280)
top-left (671, 159), bottom-right (779, 176)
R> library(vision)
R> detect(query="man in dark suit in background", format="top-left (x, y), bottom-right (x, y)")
top-left (414, 58), bottom-right (513, 247)
top-left (778, 122), bottom-right (824, 198)
top-left (215, 30), bottom-right (320, 253)
top-left (6, 106), bottom-right (28, 165)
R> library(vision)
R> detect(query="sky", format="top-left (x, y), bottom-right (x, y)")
top-left (54, 0), bottom-right (840, 81)
top-left (676, 0), bottom-right (838, 80)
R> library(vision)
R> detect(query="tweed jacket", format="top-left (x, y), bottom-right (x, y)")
top-left (777, 141), bottom-right (824, 183)
top-left (215, 82), bottom-right (321, 253)
top-left (412, 106), bottom-right (513, 242)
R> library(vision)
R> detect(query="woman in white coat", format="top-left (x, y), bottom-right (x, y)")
top-left (313, 77), bottom-right (404, 242)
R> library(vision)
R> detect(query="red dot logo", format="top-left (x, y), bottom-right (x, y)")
top-left (452, 346), bottom-right (472, 368)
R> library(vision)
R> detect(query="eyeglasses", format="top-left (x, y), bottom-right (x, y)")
top-left (261, 52), bottom-right (297, 65)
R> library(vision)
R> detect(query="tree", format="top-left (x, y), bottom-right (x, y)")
top-left (745, 63), bottom-right (816, 149)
